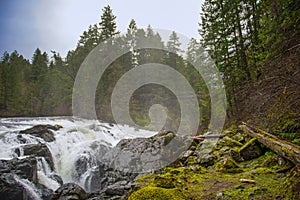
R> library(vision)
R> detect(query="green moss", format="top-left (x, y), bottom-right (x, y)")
top-left (239, 138), bottom-right (257, 152)
top-left (154, 176), bottom-right (175, 189)
top-left (128, 186), bottom-right (186, 200)
top-left (186, 156), bottom-right (197, 165)
top-left (278, 165), bottom-right (300, 199)
top-left (222, 136), bottom-right (243, 147)
top-left (264, 151), bottom-right (277, 156)
top-left (215, 157), bottom-right (243, 173)
top-left (222, 172), bottom-right (283, 199)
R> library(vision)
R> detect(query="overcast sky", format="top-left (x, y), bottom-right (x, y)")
top-left (0, 0), bottom-right (203, 59)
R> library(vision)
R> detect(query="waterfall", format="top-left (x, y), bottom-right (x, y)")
top-left (0, 117), bottom-right (156, 197)
top-left (37, 157), bottom-right (61, 191)
top-left (14, 175), bottom-right (42, 200)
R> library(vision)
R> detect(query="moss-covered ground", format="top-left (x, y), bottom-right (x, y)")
top-left (127, 128), bottom-right (298, 200)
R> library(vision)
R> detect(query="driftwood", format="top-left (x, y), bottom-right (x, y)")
top-left (240, 178), bottom-right (256, 184)
top-left (192, 134), bottom-right (225, 141)
top-left (239, 122), bottom-right (300, 164)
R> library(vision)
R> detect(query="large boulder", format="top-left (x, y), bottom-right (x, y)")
top-left (72, 142), bottom-right (111, 192)
top-left (51, 183), bottom-right (87, 200)
top-left (15, 143), bottom-right (55, 170)
top-left (85, 131), bottom-right (189, 199)
top-left (0, 173), bottom-right (28, 200)
top-left (0, 157), bottom-right (37, 183)
top-left (0, 157), bottom-right (49, 200)
top-left (102, 130), bottom-right (187, 173)
top-left (19, 124), bottom-right (62, 142)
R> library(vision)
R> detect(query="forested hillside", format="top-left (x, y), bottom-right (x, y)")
top-left (0, 0), bottom-right (299, 136)
top-left (199, 0), bottom-right (300, 135)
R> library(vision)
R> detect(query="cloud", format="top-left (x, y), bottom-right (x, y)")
top-left (1, 0), bottom-right (202, 59)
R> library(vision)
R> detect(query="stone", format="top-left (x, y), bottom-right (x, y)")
top-left (0, 157), bottom-right (40, 200)
top-left (0, 173), bottom-right (27, 200)
top-left (0, 157), bottom-right (38, 183)
top-left (19, 124), bottom-right (62, 142)
top-left (16, 143), bottom-right (55, 171)
top-left (51, 183), bottom-right (87, 200)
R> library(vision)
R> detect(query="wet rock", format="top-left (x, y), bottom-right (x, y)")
top-left (0, 157), bottom-right (37, 183)
top-left (51, 183), bottom-right (87, 200)
top-left (0, 173), bottom-right (28, 200)
top-left (102, 130), bottom-right (185, 173)
top-left (16, 143), bottom-right (55, 171)
top-left (104, 180), bottom-right (129, 196)
top-left (72, 143), bottom-right (111, 192)
top-left (230, 138), bottom-right (263, 162)
top-left (36, 183), bottom-right (53, 200)
top-left (0, 157), bottom-right (40, 200)
top-left (85, 130), bottom-right (188, 199)
top-left (19, 124), bottom-right (62, 142)
top-left (50, 174), bottom-right (64, 186)
top-left (230, 148), bottom-right (244, 162)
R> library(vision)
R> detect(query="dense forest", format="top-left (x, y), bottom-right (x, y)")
top-left (0, 0), bottom-right (299, 135)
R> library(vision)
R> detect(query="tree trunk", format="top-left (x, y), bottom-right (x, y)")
top-left (239, 123), bottom-right (300, 164)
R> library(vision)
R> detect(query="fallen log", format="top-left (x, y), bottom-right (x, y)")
top-left (239, 122), bottom-right (300, 164)
top-left (240, 178), bottom-right (256, 184)
top-left (192, 134), bottom-right (225, 141)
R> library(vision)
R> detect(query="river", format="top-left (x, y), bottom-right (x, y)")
top-left (0, 116), bottom-right (156, 197)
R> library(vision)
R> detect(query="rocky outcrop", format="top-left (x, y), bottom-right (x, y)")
top-left (51, 183), bottom-right (87, 200)
top-left (102, 130), bottom-right (187, 173)
top-left (0, 157), bottom-right (52, 200)
top-left (0, 157), bottom-right (37, 183)
top-left (15, 143), bottom-right (55, 170)
top-left (0, 174), bottom-right (29, 200)
top-left (83, 130), bottom-right (189, 199)
top-left (19, 124), bottom-right (62, 142)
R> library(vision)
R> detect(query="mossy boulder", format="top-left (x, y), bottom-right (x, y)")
top-left (128, 186), bottom-right (186, 200)
top-left (154, 176), bottom-right (175, 189)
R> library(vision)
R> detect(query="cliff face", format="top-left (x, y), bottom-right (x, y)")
top-left (234, 44), bottom-right (300, 135)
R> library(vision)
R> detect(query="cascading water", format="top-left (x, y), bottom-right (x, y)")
top-left (14, 176), bottom-right (42, 200)
top-left (0, 117), bottom-right (156, 197)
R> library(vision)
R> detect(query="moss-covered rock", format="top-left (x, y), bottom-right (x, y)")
top-left (128, 186), bottom-right (186, 200)
top-left (154, 176), bottom-right (176, 189)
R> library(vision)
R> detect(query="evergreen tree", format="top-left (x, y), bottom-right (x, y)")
top-left (99, 5), bottom-right (120, 40)
top-left (126, 19), bottom-right (138, 67)
top-left (167, 31), bottom-right (182, 54)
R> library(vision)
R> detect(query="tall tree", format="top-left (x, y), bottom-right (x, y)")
top-left (167, 31), bottom-right (182, 54)
top-left (99, 5), bottom-right (120, 40)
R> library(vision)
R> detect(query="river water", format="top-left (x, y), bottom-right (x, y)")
top-left (0, 116), bottom-right (156, 196)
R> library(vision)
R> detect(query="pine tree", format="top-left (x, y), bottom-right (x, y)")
top-left (167, 31), bottom-right (182, 54)
top-left (125, 19), bottom-right (138, 67)
top-left (99, 5), bottom-right (120, 40)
